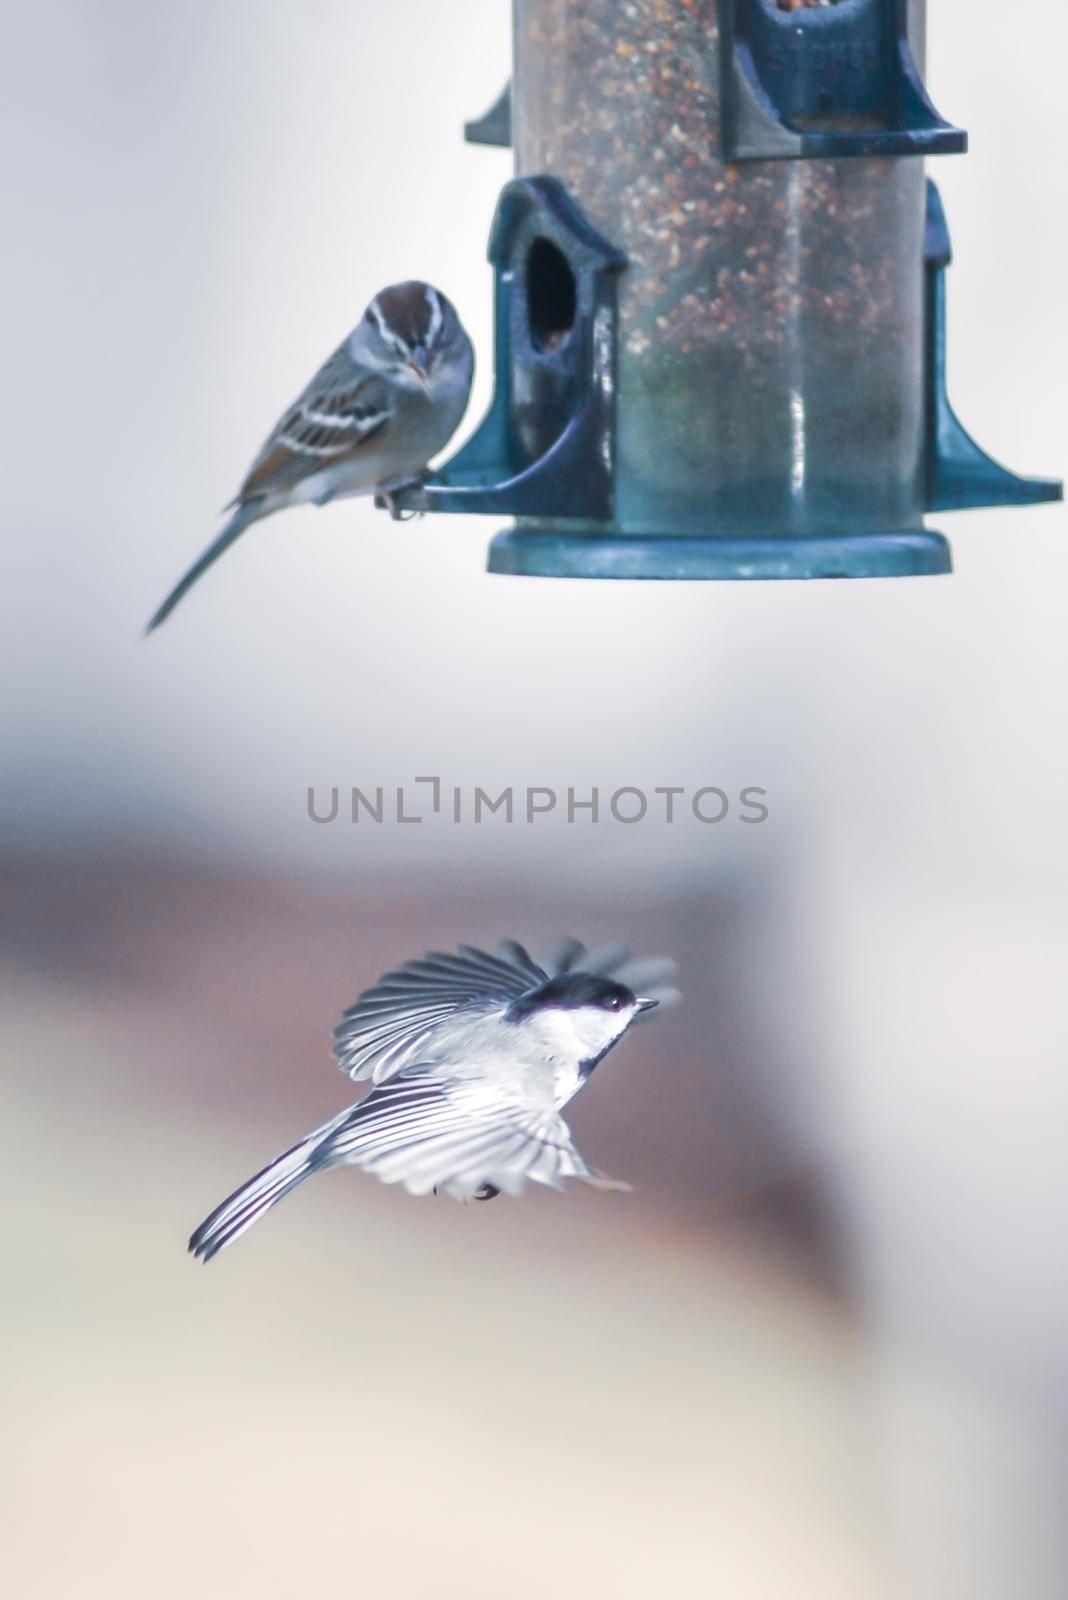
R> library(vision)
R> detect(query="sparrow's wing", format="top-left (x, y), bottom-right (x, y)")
top-left (319, 1068), bottom-right (628, 1201)
top-left (333, 941), bottom-right (549, 1085)
top-left (539, 938), bottom-right (681, 1021)
top-left (235, 345), bottom-right (392, 503)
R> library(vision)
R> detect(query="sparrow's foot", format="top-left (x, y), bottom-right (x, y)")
top-left (377, 475), bottom-right (427, 522)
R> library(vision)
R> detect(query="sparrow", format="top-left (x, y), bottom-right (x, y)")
top-left (147, 281), bottom-right (474, 631)
top-left (189, 937), bottom-right (679, 1262)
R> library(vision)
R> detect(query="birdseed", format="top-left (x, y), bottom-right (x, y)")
top-left (512, 0), bottom-right (926, 537)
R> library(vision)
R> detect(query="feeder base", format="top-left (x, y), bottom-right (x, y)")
top-left (487, 529), bottom-right (952, 581)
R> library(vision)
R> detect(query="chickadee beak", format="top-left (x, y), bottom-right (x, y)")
top-left (635, 997), bottom-right (659, 1013)
top-left (407, 355), bottom-right (431, 390)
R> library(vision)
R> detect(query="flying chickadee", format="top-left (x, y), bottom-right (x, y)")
top-left (189, 938), bottom-right (679, 1262)
top-left (147, 281), bottom-right (474, 631)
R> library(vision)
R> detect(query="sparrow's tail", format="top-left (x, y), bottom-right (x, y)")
top-left (189, 1111), bottom-right (343, 1263)
top-left (146, 501), bottom-right (260, 633)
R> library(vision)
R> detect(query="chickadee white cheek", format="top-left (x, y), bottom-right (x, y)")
top-left (551, 1006), bottom-right (630, 1065)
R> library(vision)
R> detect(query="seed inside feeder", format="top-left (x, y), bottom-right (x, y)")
top-left (513, 0), bottom-right (926, 539)
top-left (775, 0), bottom-right (844, 12)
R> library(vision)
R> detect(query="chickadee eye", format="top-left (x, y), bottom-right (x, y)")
top-left (607, 996), bottom-right (622, 1011)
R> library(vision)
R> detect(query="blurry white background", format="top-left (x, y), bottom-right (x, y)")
top-left (1, 3), bottom-right (1066, 1597)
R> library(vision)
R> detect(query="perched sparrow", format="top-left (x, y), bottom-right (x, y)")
top-left (189, 938), bottom-right (679, 1261)
top-left (147, 281), bottom-right (474, 631)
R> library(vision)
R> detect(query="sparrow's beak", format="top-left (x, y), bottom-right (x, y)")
top-left (407, 354), bottom-right (431, 390)
top-left (635, 997), bottom-right (659, 1013)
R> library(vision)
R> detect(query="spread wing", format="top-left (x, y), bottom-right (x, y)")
top-left (332, 936), bottom-right (679, 1087)
top-left (318, 1068), bottom-right (628, 1201)
top-left (235, 343), bottom-right (392, 503)
top-left (333, 941), bottom-right (549, 1084)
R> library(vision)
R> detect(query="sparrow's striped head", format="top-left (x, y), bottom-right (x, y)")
top-left (363, 281), bottom-right (463, 388)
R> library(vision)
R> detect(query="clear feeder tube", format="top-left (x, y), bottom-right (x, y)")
top-left (511, 0), bottom-right (929, 548)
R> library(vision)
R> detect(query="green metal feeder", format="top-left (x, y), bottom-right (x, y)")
top-left (387, 0), bottom-right (1060, 579)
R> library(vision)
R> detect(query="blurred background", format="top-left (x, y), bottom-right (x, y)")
top-left (1, 2), bottom-right (1066, 1596)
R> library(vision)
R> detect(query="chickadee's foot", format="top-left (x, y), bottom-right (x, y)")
top-left (434, 1182), bottom-right (496, 1202)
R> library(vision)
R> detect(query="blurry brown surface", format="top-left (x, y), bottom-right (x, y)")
top-left (1, 861), bottom-right (881, 1599)
top-left (1, 858), bottom-right (839, 1242)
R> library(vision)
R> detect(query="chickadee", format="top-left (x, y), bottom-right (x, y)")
top-left (147, 281), bottom-right (474, 631)
top-left (189, 937), bottom-right (678, 1262)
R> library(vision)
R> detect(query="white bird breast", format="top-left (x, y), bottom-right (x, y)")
top-left (521, 1005), bottom-right (633, 1105)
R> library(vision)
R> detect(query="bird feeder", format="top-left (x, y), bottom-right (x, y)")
top-left (387, 0), bottom-right (1059, 579)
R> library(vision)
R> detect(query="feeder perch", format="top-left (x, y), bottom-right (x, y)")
top-left (387, 0), bottom-right (1059, 579)
top-left (384, 175), bottom-right (624, 522)
top-left (721, 0), bottom-right (966, 162)
top-left (465, 83), bottom-right (511, 148)
top-left (923, 180), bottom-right (1061, 513)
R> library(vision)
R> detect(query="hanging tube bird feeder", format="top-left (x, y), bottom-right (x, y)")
top-left (385, 0), bottom-right (1060, 579)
